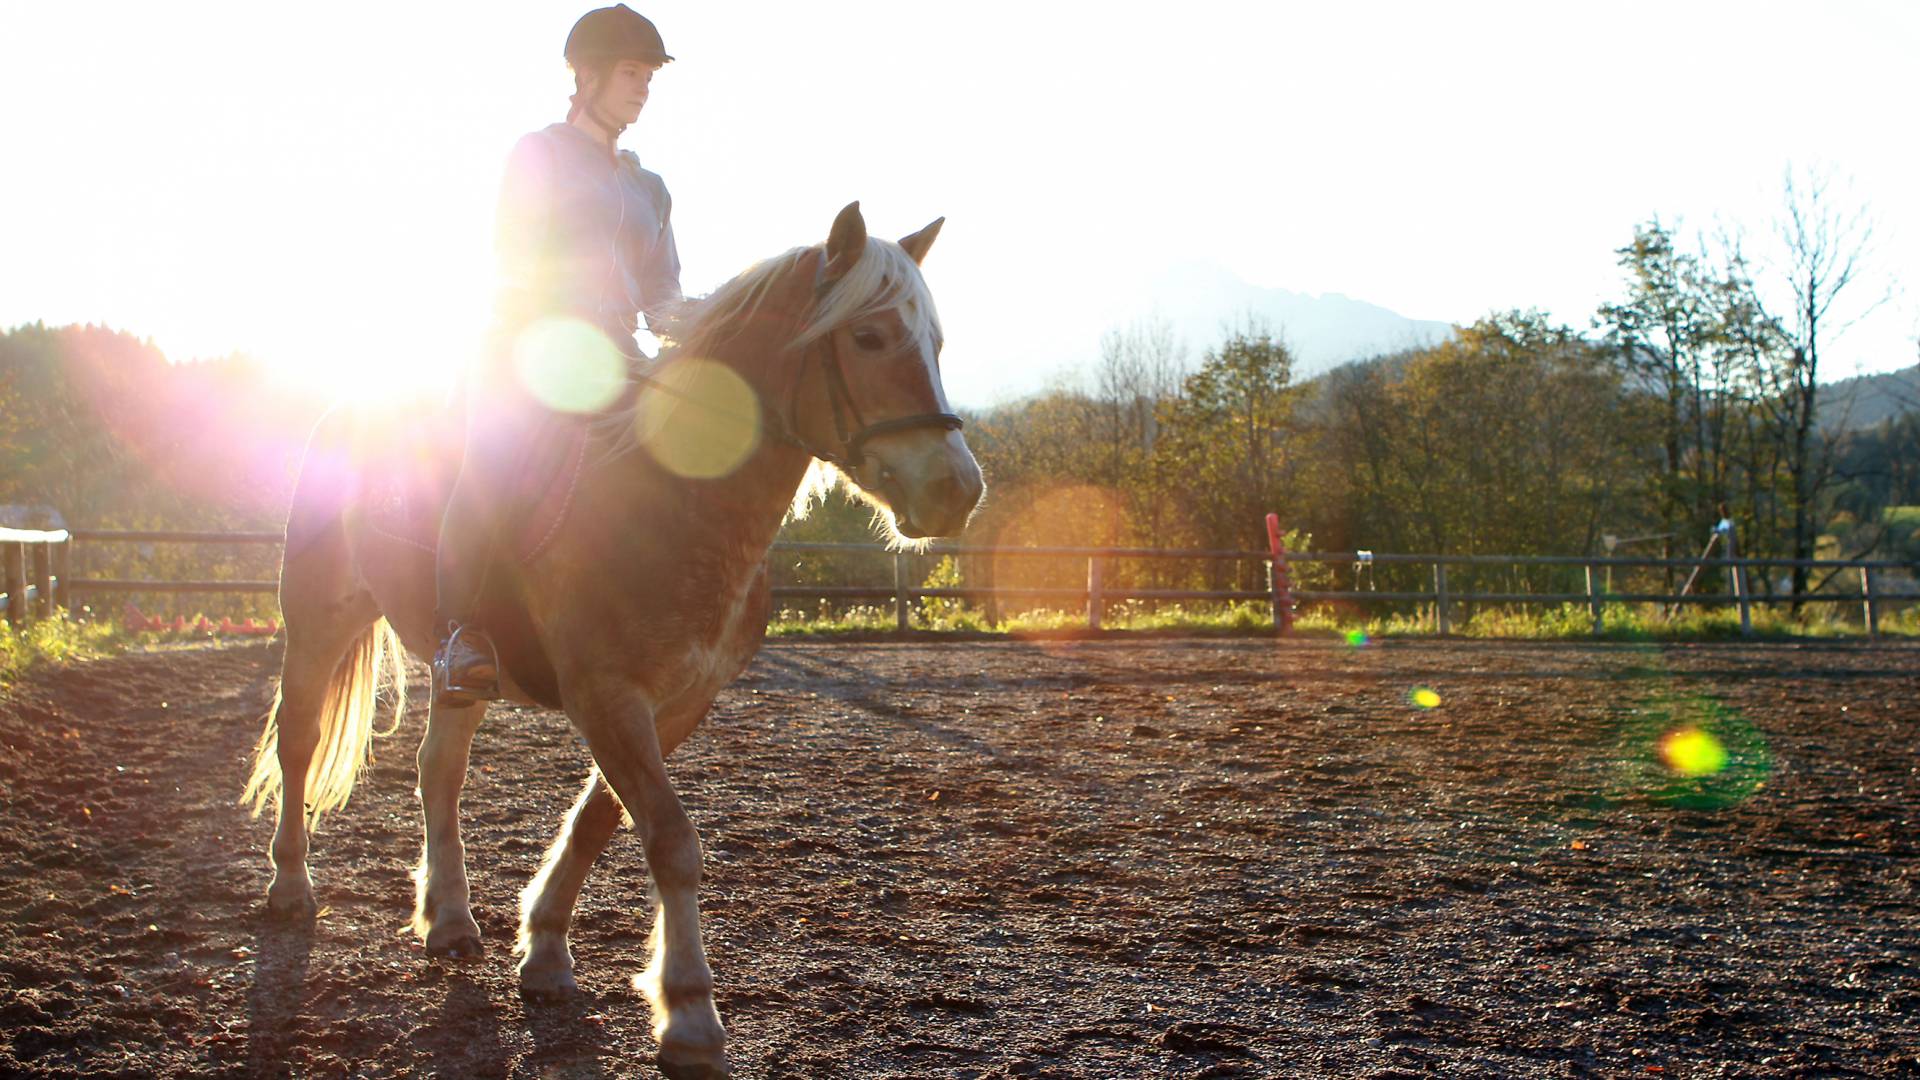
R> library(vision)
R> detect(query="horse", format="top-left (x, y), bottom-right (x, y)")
top-left (240, 202), bottom-right (983, 1079)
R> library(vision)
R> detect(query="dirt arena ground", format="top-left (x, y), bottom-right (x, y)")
top-left (1, 635), bottom-right (1917, 1078)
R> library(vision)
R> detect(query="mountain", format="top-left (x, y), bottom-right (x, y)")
top-left (957, 262), bottom-right (1461, 406)
top-left (1138, 261), bottom-right (1458, 377)
top-left (1819, 363), bottom-right (1920, 431)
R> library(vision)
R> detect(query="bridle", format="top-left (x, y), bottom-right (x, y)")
top-left (767, 331), bottom-right (964, 472)
top-left (760, 255), bottom-right (964, 471)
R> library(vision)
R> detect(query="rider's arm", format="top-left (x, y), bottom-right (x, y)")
top-left (637, 179), bottom-right (683, 340)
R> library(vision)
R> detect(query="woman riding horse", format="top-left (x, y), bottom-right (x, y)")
top-left (434, 4), bottom-right (682, 706)
top-left (246, 10), bottom-right (982, 1075)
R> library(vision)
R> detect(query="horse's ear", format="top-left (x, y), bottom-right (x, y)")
top-left (825, 201), bottom-right (866, 278)
top-left (897, 217), bottom-right (944, 265)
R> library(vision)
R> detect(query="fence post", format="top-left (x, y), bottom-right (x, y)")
top-left (981, 554), bottom-right (1000, 628)
top-left (52, 540), bottom-right (72, 615)
top-left (1585, 564), bottom-right (1604, 638)
top-left (1432, 562), bottom-right (1451, 635)
top-left (2, 544), bottom-right (23, 628)
top-left (1721, 521), bottom-right (1753, 638)
top-left (892, 552), bottom-right (910, 632)
top-left (1265, 513), bottom-right (1295, 635)
top-left (31, 543), bottom-right (52, 620)
top-left (1861, 566), bottom-right (1878, 639)
top-left (1087, 556), bottom-right (1104, 631)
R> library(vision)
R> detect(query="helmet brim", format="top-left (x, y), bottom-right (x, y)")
top-left (572, 50), bottom-right (674, 66)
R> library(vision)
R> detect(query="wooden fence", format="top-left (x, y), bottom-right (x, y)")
top-left (6, 522), bottom-right (1917, 639)
top-left (0, 527), bottom-right (71, 626)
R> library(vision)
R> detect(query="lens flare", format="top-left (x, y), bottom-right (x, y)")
top-left (984, 487), bottom-right (1129, 634)
top-left (1345, 628), bottom-right (1369, 648)
top-left (1409, 687), bottom-right (1441, 709)
top-left (512, 317), bottom-right (627, 413)
top-left (1609, 688), bottom-right (1772, 810)
top-left (634, 357), bottom-right (761, 479)
top-left (1660, 727), bottom-right (1729, 777)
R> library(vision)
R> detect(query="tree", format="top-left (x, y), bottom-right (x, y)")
top-left (1151, 318), bottom-right (1297, 581)
top-left (1089, 317), bottom-right (1183, 485)
top-left (1597, 221), bottom-right (1731, 552)
top-left (1738, 167), bottom-right (1884, 603)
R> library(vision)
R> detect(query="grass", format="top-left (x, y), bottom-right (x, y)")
top-left (767, 597), bottom-right (1920, 641)
top-left (766, 554), bottom-right (1913, 640)
top-left (0, 604), bottom-right (287, 691)
top-left (0, 614), bottom-right (128, 689)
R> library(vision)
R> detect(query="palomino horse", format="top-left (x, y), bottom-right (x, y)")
top-left (242, 203), bottom-right (982, 1078)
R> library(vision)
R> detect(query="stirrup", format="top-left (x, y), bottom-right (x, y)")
top-left (432, 622), bottom-right (500, 707)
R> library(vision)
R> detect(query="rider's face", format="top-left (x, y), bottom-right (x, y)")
top-left (597, 60), bottom-right (659, 126)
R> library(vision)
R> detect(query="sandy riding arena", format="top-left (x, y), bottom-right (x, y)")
top-left (2, 637), bottom-right (1916, 1077)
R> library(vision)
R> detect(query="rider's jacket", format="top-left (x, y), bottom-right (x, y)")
top-left (493, 122), bottom-right (683, 342)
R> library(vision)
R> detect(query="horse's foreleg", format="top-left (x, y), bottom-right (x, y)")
top-left (569, 679), bottom-right (726, 1078)
top-left (516, 767), bottom-right (625, 998)
top-left (412, 698), bottom-right (486, 957)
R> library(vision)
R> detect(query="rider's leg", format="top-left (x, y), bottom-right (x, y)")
top-left (432, 432), bottom-right (506, 704)
top-left (432, 378), bottom-right (545, 704)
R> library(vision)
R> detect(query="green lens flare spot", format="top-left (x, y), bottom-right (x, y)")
top-left (1661, 726), bottom-right (1729, 777)
top-left (1345, 629), bottom-right (1369, 648)
top-left (1604, 678), bottom-right (1772, 811)
top-left (512, 318), bottom-right (627, 413)
top-left (1409, 687), bottom-right (1441, 709)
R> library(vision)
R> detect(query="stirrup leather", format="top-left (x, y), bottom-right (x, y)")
top-left (432, 622), bottom-right (500, 706)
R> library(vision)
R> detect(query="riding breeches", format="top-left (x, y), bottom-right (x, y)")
top-left (432, 378), bottom-right (560, 629)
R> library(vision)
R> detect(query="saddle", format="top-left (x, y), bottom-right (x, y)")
top-left (317, 399), bottom-right (590, 708)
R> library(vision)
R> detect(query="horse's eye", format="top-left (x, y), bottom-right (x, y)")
top-left (852, 329), bottom-right (885, 350)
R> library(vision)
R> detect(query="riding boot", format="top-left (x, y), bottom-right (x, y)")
top-left (432, 619), bottom-right (501, 708)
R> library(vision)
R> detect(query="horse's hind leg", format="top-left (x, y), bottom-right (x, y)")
top-left (412, 697), bottom-right (487, 957)
top-left (263, 591), bottom-right (378, 919)
top-left (517, 766), bottom-right (626, 997)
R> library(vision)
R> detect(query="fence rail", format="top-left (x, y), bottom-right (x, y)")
top-left (8, 521), bottom-right (1917, 639)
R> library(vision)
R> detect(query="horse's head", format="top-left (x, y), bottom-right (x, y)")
top-left (783, 202), bottom-right (984, 539)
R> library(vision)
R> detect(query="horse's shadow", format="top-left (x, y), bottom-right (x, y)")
top-left (244, 918), bottom-right (314, 1074)
top-left (242, 915), bottom-right (613, 1077)
top-left (415, 970), bottom-right (514, 1078)
top-left (519, 987), bottom-right (620, 1078)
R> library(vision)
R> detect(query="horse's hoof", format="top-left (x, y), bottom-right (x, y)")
top-left (656, 1057), bottom-right (728, 1080)
top-left (426, 932), bottom-right (485, 960)
top-left (264, 893), bottom-right (317, 922)
top-left (657, 1041), bottom-right (728, 1080)
top-left (518, 965), bottom-right (578, 1000)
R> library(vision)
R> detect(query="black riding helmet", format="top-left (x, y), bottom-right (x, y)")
top-left (565, 5), bottom-right (673, 67)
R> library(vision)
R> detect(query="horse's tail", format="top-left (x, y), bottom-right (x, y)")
top-left (243, 617), bottom-right (407, 828)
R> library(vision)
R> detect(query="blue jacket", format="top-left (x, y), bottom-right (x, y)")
top-left (495, 122), bottom-right (683, 341)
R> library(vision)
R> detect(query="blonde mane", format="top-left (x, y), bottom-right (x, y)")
top-left (656, 235), bottom-right (941, 360)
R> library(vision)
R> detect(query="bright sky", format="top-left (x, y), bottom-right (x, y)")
top-left (2, 0), bottom-right (1915, 406)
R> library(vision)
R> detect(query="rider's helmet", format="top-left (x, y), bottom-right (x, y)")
top-left (565, 5), bottom-right (674, 69)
